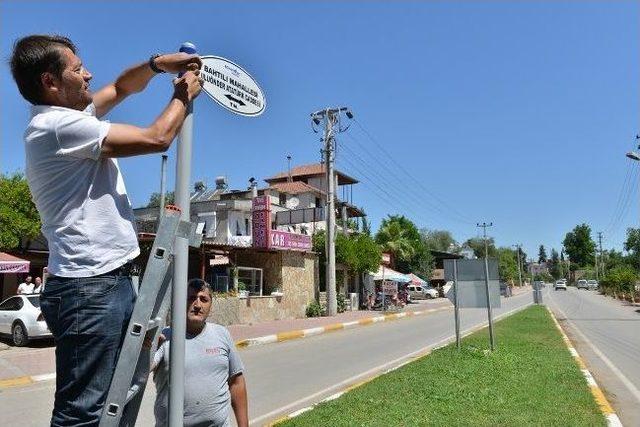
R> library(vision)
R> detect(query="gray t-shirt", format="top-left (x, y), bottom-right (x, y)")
top-left (153, 323), bottom-right (244, 427)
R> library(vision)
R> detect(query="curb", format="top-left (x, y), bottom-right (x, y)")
top-left (266, 302), bottom-right (533, 426)
top-left (546, 306), bottom-right (623, 427)
top-left (235, 306), bottom-right (453, 349)
top-left (0, 372), bottom-right (55, 389)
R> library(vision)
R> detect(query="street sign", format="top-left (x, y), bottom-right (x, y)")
top-left (200, 56), bottom-right (266, 116)
top-left (443, 259), bottom-right (501, 308)
top-left (382, 281), bottom-right (397, 294)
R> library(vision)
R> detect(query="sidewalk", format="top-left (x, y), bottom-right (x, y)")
top-left (0, 286), bottom-right (532, 385)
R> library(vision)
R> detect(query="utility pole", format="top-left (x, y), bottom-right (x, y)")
top-left (477, 222), bottom-right (495, 351)
top-left (513, 244), bottom-right (523, 287)
top-left (597, 232), bottom-right (604, 278)
top-left (311, 107), bottom-right (353, 316)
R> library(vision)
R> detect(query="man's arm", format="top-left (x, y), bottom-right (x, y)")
top-left (100, 70), bottom-right (202, 158)
top-left (229, 373), bottom-right (248, 427)
top-left (93, 53), bottom-right (202, 118)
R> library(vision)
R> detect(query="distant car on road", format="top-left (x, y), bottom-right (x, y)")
top-left (0, 295), bottom-right (51, 346)
top-left (554, 280), bottom-right (567, 291)
top-left (577, 279), bottom-right (589, 290)
top-left (587, 280), bottom-right (599, 290)
top-left (407, 285), bottom-right (438, 299)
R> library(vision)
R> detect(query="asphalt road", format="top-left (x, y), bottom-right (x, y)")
top-left (0, 291), bottom-right (532, 426)
top-left (547, 286), bottom-right (640, 427)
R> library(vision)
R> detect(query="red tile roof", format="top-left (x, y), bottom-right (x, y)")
top-left (269, 181), bottom-right (326, 196)
top-left (265, 163), bottom-right (358, 185)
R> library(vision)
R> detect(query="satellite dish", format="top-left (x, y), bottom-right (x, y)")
top-left (286, 197), bottom-right (300, 209)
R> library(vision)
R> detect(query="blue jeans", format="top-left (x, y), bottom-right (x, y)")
top-left (40, 271), bottom-right (136, 426)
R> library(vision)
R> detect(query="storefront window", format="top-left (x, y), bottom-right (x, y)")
top-left (237, 267), bottom-right (263, 296)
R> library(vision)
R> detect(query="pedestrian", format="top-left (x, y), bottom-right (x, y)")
top-left (17, 275), bottom-right (34, 294)
top-left (33, 276), bottom-right (44, 293)
top-left (10, 34), bottom-right (203, 426)
top-left (153, 279), bottom-right (248, 427)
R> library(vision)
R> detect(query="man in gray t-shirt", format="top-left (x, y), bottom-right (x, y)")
top-left (153, 279), bottom-right (247, 427)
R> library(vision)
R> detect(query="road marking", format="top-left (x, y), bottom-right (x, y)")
top-left (546, 306), bottom-right (623, 427)
top-left (0, 376), bottom-right (33, 388)
top-left (253, 300), bottom-right (532, 426)
top-left (550, 300), bottom-right (640, 405)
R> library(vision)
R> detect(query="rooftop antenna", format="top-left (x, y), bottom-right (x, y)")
top-left (287, 154), bottom-right (292, 182)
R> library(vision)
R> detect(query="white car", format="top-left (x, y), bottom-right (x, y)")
top-left (407, 285), bottom-right (438, 299)
top-left (587, 280), bottom-right (599, 290)
top-left (0, 295), bottom-right (52, 346)
top-left (554, 280), bottom-right (567, 291)
top-left (577, 279), bottom-right (589, 290)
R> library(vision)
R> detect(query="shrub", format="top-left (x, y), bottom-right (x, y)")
top-left (337, 293), bottom-right (347, 313)
top-left (306, 301), bottom-right (323, 317)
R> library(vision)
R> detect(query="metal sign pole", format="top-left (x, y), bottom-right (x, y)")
top-left (453, 259), bottom-right (461, 351)
top-left (483, 256), bottom-right (495, 351)
top-left (169, 41), bottom-right (196, 427)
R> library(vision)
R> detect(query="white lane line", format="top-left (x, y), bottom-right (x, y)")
top-left (550, 300), bottom-right (640, 404)
top-left (32, 373), bottom-right (56, 382)
top-left (249, 299), bottom-right (532, 426)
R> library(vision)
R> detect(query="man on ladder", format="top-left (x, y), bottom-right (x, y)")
top-left (10, 34), bottom-right (203, 426)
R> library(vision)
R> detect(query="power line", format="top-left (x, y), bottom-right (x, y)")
top-left (343, 132), bottom-right (473, 225)
top-left (353, 118), bottom-right (475, 225)
top-left (604, 160), bottom-right (635, 234)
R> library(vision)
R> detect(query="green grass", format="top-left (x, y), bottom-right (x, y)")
top-left (280, 306), bottom-right (606, 427)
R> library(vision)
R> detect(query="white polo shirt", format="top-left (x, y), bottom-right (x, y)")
top-left (24, 104), bottom-right (140, 278)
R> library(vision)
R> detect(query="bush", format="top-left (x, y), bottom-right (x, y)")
top-left (600, 265), bottom-right (637, 297)
top-left (337, 293), bottom-right (347, 313)
top-left (306, 301), bottom-right (323, 317)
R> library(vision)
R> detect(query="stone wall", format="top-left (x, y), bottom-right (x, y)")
top-left (208, 250), bottom-right (318, 326)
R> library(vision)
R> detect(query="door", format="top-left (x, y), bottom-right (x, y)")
top-left (0, 297), bottom-right (22, 334)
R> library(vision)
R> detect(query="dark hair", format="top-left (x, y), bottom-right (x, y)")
top-left (9, 34), bottom-right (76, 105)
top-left (188, 278), bottom-right (213, 296)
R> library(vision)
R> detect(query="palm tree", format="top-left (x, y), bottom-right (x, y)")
top-left (375, 221), bottom-right (415, 267)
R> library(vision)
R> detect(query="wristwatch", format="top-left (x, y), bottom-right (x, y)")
top-left (149, 54), bottom-right (165, 73)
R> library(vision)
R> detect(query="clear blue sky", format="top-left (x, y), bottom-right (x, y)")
top-left (1, 1), bottom-right (638, 259)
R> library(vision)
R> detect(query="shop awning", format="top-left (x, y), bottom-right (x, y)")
top-left (371, 265), bottom-right (411, 283)
top-left (407, 273), bottom-right (427, 285)
top-left (0, 252), bottom-right (30, 273)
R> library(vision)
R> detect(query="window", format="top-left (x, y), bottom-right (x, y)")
top-left (0, 297), bottom-right (23, 311)
top-left (279, 193), bottom-right (287, 206)
top-left (27, 296), bottom-right (40, 308)
top-left (237, 267), bottom-right (263, 296)
top-left (315, 197), bottom-right (321, 207)
top-left (245, 218), bottom-right (251, 236)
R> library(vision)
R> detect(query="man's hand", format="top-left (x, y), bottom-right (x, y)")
top-left (173, 70), bottom-right (204, 104)
top-left (155, 53), bottom-right (202, 74)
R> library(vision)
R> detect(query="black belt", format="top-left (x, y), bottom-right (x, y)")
top-left (102, 262), bottom-right (136, 277)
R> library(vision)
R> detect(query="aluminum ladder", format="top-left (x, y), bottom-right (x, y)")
top-left (98, 205), bottom-right (203, 427)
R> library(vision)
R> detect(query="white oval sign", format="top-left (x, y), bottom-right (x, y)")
top-left (200, 55), bottom-right (266, 116)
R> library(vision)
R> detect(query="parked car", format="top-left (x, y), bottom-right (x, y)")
top-left (587, 280), bottom-right (599, 290)
top-left (577, 279), bottom-right (589, 290)
top-left (407, 285), bottom-right (438, 299)
top-left (554, 280), bottom-right (567, 291)
top-left (0, 295), bottom-right (51, 346)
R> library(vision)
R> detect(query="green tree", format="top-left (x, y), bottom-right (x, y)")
top-left (0, 172), bottom-right (41, 250)
top-left (147, 191), bottom-right (175, 208)
top-left (421, 229), bottom-right (457, 253)
top-left (562, 224), bottom-right (596, 268)
top-left (538, 245), bottom-right (547, 263)
top-left (464, 237), bottom-right (497, 259)
top-left (601, 265), bottom-right (637, 297)
top-left (375, 215), bottom-right (432, 277)
top-left (623, 227), bottom-right (640, 270)
top-left (497, 247), bottom-right (518, 283)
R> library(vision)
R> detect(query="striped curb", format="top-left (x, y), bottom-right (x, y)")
top-left (0, 372), bottom-right (55, 389)
top-left (235, 306), bottom-right (453, 349)
top-left (266, 302), bottom-right (533, 426)
top-left (546, 306), bottom-right (623, 427)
